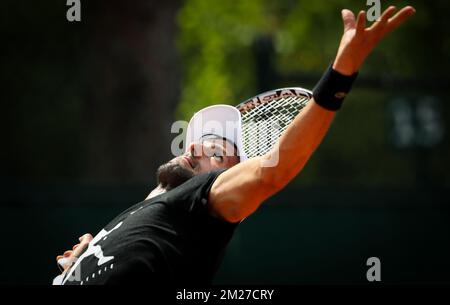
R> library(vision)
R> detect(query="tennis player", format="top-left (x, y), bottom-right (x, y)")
top-left (53, 5), bottom-right (415, 285)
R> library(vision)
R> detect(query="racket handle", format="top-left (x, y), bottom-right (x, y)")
top-left (57, 257), bottom-right (78, 272)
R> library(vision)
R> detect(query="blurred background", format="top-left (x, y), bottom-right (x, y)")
top-left (1, 0), bottom-right (449, 284)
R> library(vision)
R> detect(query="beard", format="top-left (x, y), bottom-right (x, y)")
top-left (156, 159), bottom-right (194, 190)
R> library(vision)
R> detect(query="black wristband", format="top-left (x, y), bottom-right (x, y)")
top-left (312, 63), bottom-right (358, 111)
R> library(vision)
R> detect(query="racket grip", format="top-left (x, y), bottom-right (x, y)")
top-left (57, 257), bottom-right (78, 272)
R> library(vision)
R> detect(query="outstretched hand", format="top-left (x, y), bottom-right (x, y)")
top-left (333, 5), bottom-right (416, 76)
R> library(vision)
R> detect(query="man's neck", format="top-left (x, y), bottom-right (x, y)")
top-left (146, 184), bottom-right (167, 200)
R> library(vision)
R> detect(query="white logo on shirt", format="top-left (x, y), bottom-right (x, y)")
top-left (62, 221), bottom-right (123, 284)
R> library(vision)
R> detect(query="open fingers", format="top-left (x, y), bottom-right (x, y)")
top-left (368, 6), bottom-right (396, 32)
top-left (379, 6), bottom-right (397, 26)
top-left (385, 6), bottom-right (416, 34)
top-left (380, 6), bottom-right (397, 21)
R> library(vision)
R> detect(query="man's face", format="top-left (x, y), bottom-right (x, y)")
top-left (156, 138), bottom-right (240, 190)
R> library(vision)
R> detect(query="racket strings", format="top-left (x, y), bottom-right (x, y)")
top-left (240, 96), bottom-right (310, 158)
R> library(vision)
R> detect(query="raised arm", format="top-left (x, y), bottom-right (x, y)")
top-left (209, 6), bottom-right (416, 223)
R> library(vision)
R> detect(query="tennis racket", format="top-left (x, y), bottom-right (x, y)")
top-left (236, 87), bottom-right (312, 158)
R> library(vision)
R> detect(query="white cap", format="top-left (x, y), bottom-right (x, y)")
top-left (185, 105), bottom-right (247, 161)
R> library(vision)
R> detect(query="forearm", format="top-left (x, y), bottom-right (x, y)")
top-left (262, 56), bottom-right (353, 188)
top-left (262, 98), bottom-right (335, 189)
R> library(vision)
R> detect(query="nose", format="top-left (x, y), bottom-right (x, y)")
top-left (187, 142), bottom-right (204, 160)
